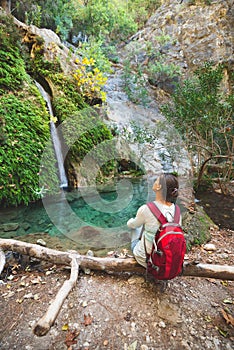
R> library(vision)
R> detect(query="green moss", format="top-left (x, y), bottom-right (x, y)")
top-left (182, 205), bottom-right (213, 250)
top-left (51, 74), bottom-right (86, 112)
top-left (51, 80), bottom-right (115, 179)
top-left (0, 85), bottom-right (59, 206)
top-left (0, 15), bottom-right (28, 93)
top-left (60, 107), bottom-right (116, 180)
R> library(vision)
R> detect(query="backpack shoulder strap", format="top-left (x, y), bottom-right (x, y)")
top-left (174, 204), bottom-right (181, 224)
top-left (146, 202), bottom-right (167, 225)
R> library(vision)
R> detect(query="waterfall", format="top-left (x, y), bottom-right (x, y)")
top-left (35, 81), bottom-right (68, 188)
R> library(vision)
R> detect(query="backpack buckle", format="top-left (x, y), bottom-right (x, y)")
top-left (151, 264), bottom-right (159, 272)
top-left (148, 257), bottom-right (159, 271)
top-left (156, 249), bottom-right (163, 257)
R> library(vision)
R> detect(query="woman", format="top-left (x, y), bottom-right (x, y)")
top-left (127, 173), bottom-right (181, 268)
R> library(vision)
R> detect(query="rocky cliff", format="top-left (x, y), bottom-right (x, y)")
top-left (124, 0), bottom-right (233, 92)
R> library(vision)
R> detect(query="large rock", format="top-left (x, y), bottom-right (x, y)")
top-left (1, 223), bottom-right (19, 232)
top-left (125, 0), bottom-right (233, 80)
top-left (13, 17), bottom-right (80, 75)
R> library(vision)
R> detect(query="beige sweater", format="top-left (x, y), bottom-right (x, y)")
top-left (127, 201), bottom-right (180, 268)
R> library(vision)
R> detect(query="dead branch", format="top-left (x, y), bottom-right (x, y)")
top-left (33, 255), bottom-right (79, 336)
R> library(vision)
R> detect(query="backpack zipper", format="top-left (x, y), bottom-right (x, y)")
top-left (156, 231), bottom-right (184, 245)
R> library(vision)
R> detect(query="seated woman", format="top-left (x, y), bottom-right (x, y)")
top-left (127, 173), bottom-right (181, 268)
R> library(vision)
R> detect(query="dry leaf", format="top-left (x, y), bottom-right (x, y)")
top-left (16, 298), bottom-right (23, 304)
top-left (62, 323), bottom-right (69, 331)
top-left (84, 313), bottom-right (93, 326)
top-left (221, 309), bottom-right (234, 326)
top-left (127, 340), bottom-right (138, 350)
top-left (223, 299), bottom-right (233, 304)
top-left (64, 329), bottom-right (80, 348)
top-left (31, 277), bottom-right (41, 284)
top-left (216, 326), bottom-right (228, 337)
top-left (220, 281), bottom-right (229, 287)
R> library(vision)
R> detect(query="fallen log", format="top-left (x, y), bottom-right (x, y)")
top-left (1, 238), bottom-right (234, 336)
top-left (1, 238), bottom-right (234, 280)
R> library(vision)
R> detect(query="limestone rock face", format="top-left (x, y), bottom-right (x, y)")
top-left (126, 0), bottom-right (233, 73)
top-left (13, 17), bottom-right (79, 75)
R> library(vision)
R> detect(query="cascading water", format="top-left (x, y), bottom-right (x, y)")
top-left (35, 81), bottom-right (68, 188)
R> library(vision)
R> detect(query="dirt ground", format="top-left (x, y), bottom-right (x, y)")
top-left (0, 225), bottom-right (233, 350)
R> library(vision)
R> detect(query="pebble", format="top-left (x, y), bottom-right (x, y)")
top-left (159, 321), bottom-right (166, 328)
top-left (203, 243), bottom-right (216, 251)
top-left (36, 239), bottom-right (47, 246)
top-left (82, 300), bottom-right (88, 307)
top-left (145, 335), bottom-right (151, 343)
top-left (220, 253), bottom-right (229, 259)
top-left (127, 276), bottom-right (145, 285)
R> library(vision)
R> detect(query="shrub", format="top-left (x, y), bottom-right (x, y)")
top-left (73, 57), bottom-right (107, 104)
top-left (122, 58), bottom-right (149, 106)
top-left (161, 62), bottom-right (233, 187)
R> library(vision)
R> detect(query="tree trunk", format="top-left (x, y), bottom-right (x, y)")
top-left (1, 238), bottom-right (234, 280)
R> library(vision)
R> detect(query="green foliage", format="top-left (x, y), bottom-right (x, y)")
top-left (148, 61), bottom-right (181, 80)
top-left (73, 56), bottom-right (107, 104)
top-left (102, 44), bottom-right (119, 64)
top-left (77, 38), bottom-right (112, 73)
top-left (72, 0), bottom-right (137, 42)
top-left (127, 0), bottom-right (161, 27)
top-left (0, 14), bottom-right (28, 92)
top-left (161, 62), bottom-right (233, 179)
top-left (61, 107), bottom-right (116, 181)
top-left (13, 0), bottom-right (77, 40)
top-left (122, 59), bottom-right (149, 106)
top-left (28, 50), bottom-right (62, 78)
top-left (122, 33), bottom-right (182, 104)
top-left (0, 89), bottom-right (58, 206)
top-left (155, 33), bottom-right (171, 45)
top-left (51, 74), bottom-right (86, 113)
top-left (25, 4), bottom-right (42, 27)
top-left (12, 0), bottom-right (162, 44)
top-left (0, 10), bottom-right (116, 206)
top-left (0, 13), bottom-right (57, 206)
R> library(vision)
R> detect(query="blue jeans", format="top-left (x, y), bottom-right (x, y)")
top-left (130, 226), bottom-right (143, 252)
top-left (131, 238), bottom-right (139, 251)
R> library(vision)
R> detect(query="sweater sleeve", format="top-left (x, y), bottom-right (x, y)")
top-left (127, 205), bottom-right (146, 229)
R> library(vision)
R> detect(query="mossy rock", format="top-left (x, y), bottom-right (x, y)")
top-left (182, 205), bottom-right (215, 250)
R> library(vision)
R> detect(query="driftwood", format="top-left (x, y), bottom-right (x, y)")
top-left (1, 238), bottom-right (234, 336)
top-left (33, 255), bottom-right (79, 336)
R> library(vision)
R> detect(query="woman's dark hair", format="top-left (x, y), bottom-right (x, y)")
top-left (159, 173), bottom-right (179, 203)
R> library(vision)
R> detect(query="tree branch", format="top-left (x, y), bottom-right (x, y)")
top-left (33, 255), bottom-right (79, 336)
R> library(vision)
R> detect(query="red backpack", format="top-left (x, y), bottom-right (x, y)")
top-left (145, 202), bottom-right (186, 280)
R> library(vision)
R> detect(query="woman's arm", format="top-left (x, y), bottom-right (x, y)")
top-left (127, 205), bottom-right (146, 229)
